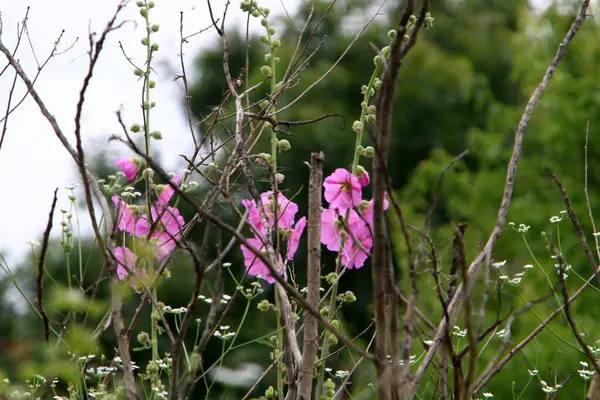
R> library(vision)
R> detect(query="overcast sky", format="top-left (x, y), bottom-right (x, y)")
top-left (0, 0), bottom-right (302, 267)
top-left (0, 0), bottom-right (575, 269)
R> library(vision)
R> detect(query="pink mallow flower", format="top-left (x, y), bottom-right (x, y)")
top-left (157, 174), bottom-right (180, 208)
top-left (357, 168), bottom-right (370, 187)
top-left (116, 157), bottom-right (138, 181)
top-left (242, 199), bottom-right (265, 236)
top-left (321, 207), bottom-right (363, 251)
top-left (341, 223), bottom-right (373, 269)
top-left (151, 206), bottom-right (185, 237)
top-left (361, 193), bottom-right (390, 223)
top-left (112, 195), bottom-right (150, 237)
top-left (242, 192), bottom-right (299, 236)
top-left (286, 217), bottom-right (306, 261)
top-left (240, 237), bottom-right (283, 283)
top-left (114, 246), bottom-right (136, 280)
top-left (323, 168), bottom-right (362, 209)
top-left (153, 231), bottom-right (177, 260)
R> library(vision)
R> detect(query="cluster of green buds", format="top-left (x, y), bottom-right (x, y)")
top-left (357, 145), bottom-right (375, 158)
top-left (336, 290), bottom-right (357, 303)
top-left (320, 378), bottom-right (336, 400)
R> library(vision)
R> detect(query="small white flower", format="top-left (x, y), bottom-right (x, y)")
top-left (550, 215), bottom-right (562, 223)
top-left (222, 262), bottom-right (232, 268)
top-left (423, 340), bottom-right (434, 346)
top-left (496, 329), bottom-right (506, 338)
top-left (523, 264), bottom-right (534, 269)
top-left (453, 326), bottom-right (467, 337)
top-left (483, 393), bottom-right (494, 398)
top-left (335, 370), bottom-right (350, 379)
top-left (492, 260), bottom-right (507, 268)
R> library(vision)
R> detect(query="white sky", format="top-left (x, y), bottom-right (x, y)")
top-left (0, 0), bottom-right (300, 267)
top-left (0, 0), bottom-right (571, 268)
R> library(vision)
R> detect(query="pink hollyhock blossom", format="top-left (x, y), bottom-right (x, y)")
top-left (361, 193), bottom-right (390, 223)
top-left (240, 237), bottom-right (283, 283)
top-left (242, 199), bottom-right (265, 236)
top-left (286, 217), bottom-right (306, 261)
top-left (153, 231), bottom-right (177, 260)
top-left (112, 195), bottom-right (150, 237)
top-left (323, 168), bottom-right (362, 209)
top-left (151, 206), bottom-right (185, 237)
top-left (261, 191), bottom-right (298, 230)
top-left (157, 174), bottom-right (180, 208)
top-left (116, 157), bottom-right (138, 181)
top-left (341, 224), bottom-right (373, 269)
top-left (358, 169), bottom-right (370, 187)
top-left (321, 207), bottom-right (364, 251)
top-left (114, 246), bottom-right (136, 280)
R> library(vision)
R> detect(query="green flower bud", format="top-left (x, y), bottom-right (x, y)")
top-left (363, 146), bottom-right (374, 158)
top-left (326, 389), bottom-right (336, 398)
top-left (137, 331), bottom-right (151, 347)
top-left (275, 173), bottom-right (285, 183)
top-left (367, 105), bottom-right (376, 114)
top-left (387, 29), bottom-right (397, 40)
top-left (374, 55), bottom-right (382, 66)
top-left (261, 18), bottom-right (268, 27)
top-left (277, 139), bottom-right (291, 151)
top-left (325, 272), bottom-right (338, 285)
top-left (140, 8), bottom-right (147, 17)
top-left (151, 24), bottom-right (160, 32)
top-left (273, 56), bottom-right (280, 64)
top-left (271, 39), bottom-right (281, 48)
top-left (265, 386), bottom-right (275, 399)
top-left (130, 123), bottom-right (141, 133)
top-left (251, 10), bottom-right (260, 17)
top-left (150, 101), bottom-right (156, 108)
top-left (344, 290), bottom-right (357, 302)
top-left (324, 378), bottom-right (335, 390)
top-left (409, 15), bottom-right (417, 23)
top-left (151, 43), bottom-right (159, 51)
top-left (141, 37), bottom-right (149, 45)
top-left (403, 34), bottom-right (410, 43)
top-left (136, 1), bottom-right (144, 6)
top-left (331, 319), bottom-right (340, 329)
top-left (352, 120), bottom-right (363, 132)
top-left (260, 35), bottom-right (269, 44)
top-left (260, 65), bottom-right (272, 76)
top-left (356, 165), bottom-right (366, 179)
top-left (148, 1), bottom-right (155, 8)
top-left (257, 299), bottom-right (271, 312)
top-left (134, 68), bottom-right (144, 76)
top-left (320, 306), bottom-right (331, 318)
top-left (382, 45), bottom-right (391, 58)
top-left (264, 53), bottom-right (272, 63)
top-left (150, 130), bottom-right (162, 139)
top-left (263, 7), bottom-right (270, 16)
top-left (268, 26), bottom-right (276, 35)
top-left (149, 80), bottom-right (156, 88)
top-left (374, 79), bottom-right (382, 90)
top-left (361, 85), bottom-right (368, 93)
top-left (366, 114), bottom-right (376, 124)
top-left (146, 360), bottom-right (158, 374)
top-left (328, 332), bottom-right (338, 345)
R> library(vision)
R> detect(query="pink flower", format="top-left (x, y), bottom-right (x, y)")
top-left (151, 206), bottom-right (185, 238)
top-left (157, 175), bottom-right (180, 208)
top-left (242, 199), bottom-right (265, 236)
top-left (112, 195), bottom-right (150, 237)
top-left (153, 231), bottom-right (177, 260)
top-left (114, 246), bottom-right (136, 280)
top-left (116, 157), bottom-right (138, 181)
top-left (361, 193), bottom-right (390, 223)
top-left (261, 191), bottom-right (298, 230)
top-left (323, 168), bottom-right (362, 209)
top-left (240, 237), bottom-right (283, 283)
top-left (320, 207), bottom-right (364, 251)
top-left (286, 217), bottom-right (306, 261)
top-left (358, 169), bottom-right (370, 187)
top-left (341, 226), bottom-right (373, 269)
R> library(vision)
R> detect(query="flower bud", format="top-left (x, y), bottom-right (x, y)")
top-left (328, 332), bottom-right (338, 345)
top-left (264, 53), bottom-right (272, 63)
top-left (151, 24), bottom-right (159, 32)
top-left (373, 55), bottom-right (382, 66)
top-left (260, 65), bottom-right (272, 76)
top-left (366, 114), bottom-right (376, 124)
top-left (251, 10), bottom-right (260, 17)
top-left (409, 15), bottom-right (417, 23)
top-left (140, 8), bottom-right (147, 17)
top-left (257, 299), bottom-right (271, 312)
top-left (268, 26), bottom-right (276, 35)
top-left (263, 7), bottom-right (270, 16)
top-left (261, 18), bottom-right (269, 27)
top-left (150, 131), bottom-right (162, 140)
top-left (137, 331), bottom-right (151, 347)
top-left (352, 120), bottom-right (363, 132)
top-left (265, 386), bottom-right (275, 399)
top-left (260, 35), bottom-right (269, 44)
top-left (149, 80), bottom-right (156, 88)
top-left (367, 105), bottom-right (376, 114)
top-left (326, 389), bottom-right (336, 398)
top-left (148, 1), bottom-right (155, 8)
top-left (134, 68), bottom-right (144, 76)
top-left (136, 1), bottom-right (144, 6)
top-left (403, 34), bottom-right (410, 43)
top-left (320, 306), bottom-right (331, 318)
top-left (387, 29), bottom-right (397, 40)
top-left (151, 43), bottom-right (159, 51)
top-left (277, 139), bottom-right (291, 151)
top-left (382, 46), bottom-right (391, 58)
top-left (141, 37), bottom-right (149, 45)
top-left (343, 290), bottom-right (357, 302)
top-left (325, 272), bottom-right (338, 285)
top-left (130, 123), bottom-right (141, 133)
top-left (275, 173), bottom-right (285, 183)
top-left (273, 56), bottom-right (280, 64)
top-left (146, 360), bottom-right (158, 374)
top-left (271, 39), bottom-right (281, 48)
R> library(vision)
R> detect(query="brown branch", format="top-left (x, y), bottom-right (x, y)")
top-left (35, 188), bottom-right (58, 343)
top-left (413, 1), bottom-right (591, 392)
top-left (297, 152), bottom-right (324, 400)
